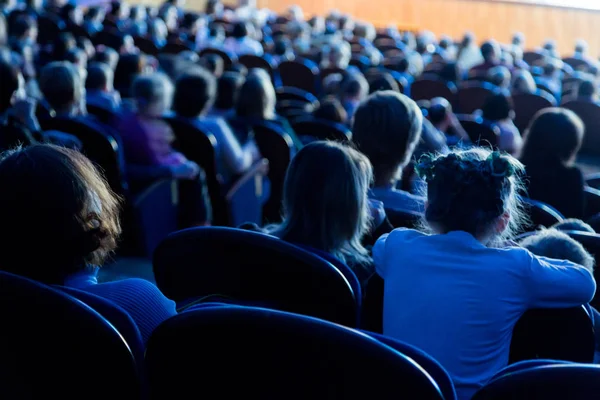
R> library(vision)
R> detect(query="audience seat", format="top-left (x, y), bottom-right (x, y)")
top-left (493, 359), bottom-right (571, 379)
top-left (161, 40), bottom-right (193, 54)
top-left (0, 271), bottom-right (140, 399)
top-left (472, 363), bottom-right (600, 400)
top-left (411, 77), bottom-right (457, 102)
top-left (145, 306), bottom-right (445, 399)
top-left (86, 104), bottom-right (119, 126)
top-left (290, 116), bottom-right (352, 142)
top-left (509, 306), bottom-right (594, 364)
top-left (562, 57), bottom-right (590, 72)
top-left (563, 100), bottom-right (600, 157)
top-left (456, 81), bottom-right (501, 114)
top-left (278, 59), bottom-right (320, 94)
top-left (133, 35), bottom-right (160, 56)
top-left (385, 207), bottom-right (423, 229)
top-left (456, 114), bottom-right (500, 148)
top-left (152, 227), bottom-right (359, 326)
top-left (239, 54), bottom-right (276, 76)
top-left (522, 51), bottom-right (544, 66)
top-left (275, 99), bottom-right (314, 120)
top-left (520, 197), bottom-right (564, 232)
top-left (512, 91), bottom-right (556, 133)
top-left (199, 47), bottom-right (237, 69)
top-left (37, 14), bottom-right (65, 45)
top-left (275, 86), bottom-right (319, 106)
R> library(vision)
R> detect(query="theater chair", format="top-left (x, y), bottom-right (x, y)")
top-left (145, 306), bottom-right (445, 400)
top-left (199, 47), bottom-right (237, 69)
top-left (456, 114), bottom-right (501, 148)
top-left (291, 115), bottom-right (352, 142)
top-left (0, 271), bottom-right (140, 399)
top-left (278, 59), bottom-right (320, 94)
top-left (239, 54), bottom-right (276, 77)
top-left (411, 77), bottom-right (457, 102)
top-left (275, 86), bottom-right (319, 107)
top-left (563, 100), bottom-right (600, 157)
top-left (153, 227), bottom-right (359, 326)
top-left (520, 197), bottom-right (564, 233)
top-left (512, 91), bottom-right (556, 133)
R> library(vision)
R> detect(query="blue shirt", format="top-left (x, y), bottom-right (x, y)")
top-left (374, 229), bottom-right (595, 400)
top-left (369, 187), bottom-right (425, 214)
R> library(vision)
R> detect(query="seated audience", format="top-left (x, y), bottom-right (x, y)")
top-left (210, 72), bottom-right (244, 119)
top-left (149, 17), bottom-right (168, 49)
top-left (576, 79), bottom-right (599, 103)
top-left (339, 72), bottom-right (369, 122)
top-left (352, 91), bottom-right (424, 213)
top-left (487, 65), bottom-right (511, 89)
top-left (470, 40), bottom-right (502, 73)
top-left (520, 108), bottom-right (586, 218)
top-left (199, 53), bottom-right (224, 78)
top-left (196, 23), bottom-right (225, 51)
top-left (511, 70), bottom-right (537, 95)
top-left (92, 46), bottom-right (119, 70)
top-left (535, 60), bottom-right (562, 100)
top-left (427, 97), bottom-right (470, 147)
top-left (312, 96), bottom-right (347, 124)
top-left (374, 148), bottom-right (595, 400)
top-left (224, 21), bottom-right (263, 56)
top-left (83, 6), bottom-right (104, 36)
top-left (367, 72), bottom-right (400, 94)
top-left (39, 61), bottom-right (86, 117)
top-left (268, 141), bottom-right (375, 283)
top-left (481, 93), bottom-right (522, 155)
top-left (0, 144), bottom-right (177, 344)
top-left (173, 68), bottom-right (259, 181)
top-left (85, 62), bottom-right (121, 112)
top-left (114, 53), bottom-right (149, 98)
top-left (456, 32), bottom-right (484, 72)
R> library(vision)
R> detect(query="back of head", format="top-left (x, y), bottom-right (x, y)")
top-left (86, 62), bottom-right (113, 91)
top-left (368, 72), bottom-right (399, 94)
top-left (232, 21), bottom-right (248, 39)
top-left (439, 62), bottom-right (459, 82)
top-left (0, 59), bottom-right (19, 114)
top-left (0, 145), bottom-right (121, 284)
top-left (575, 40), bottom-right (587, 55)
top-left (313, 97), bottom-right (347, 124)
top-left (235, 72), bottom-right (275, 119)
top-left (577, 79), bottom-right (597, 99)
top-left (481, 93), bottom-right (514, 122)
top-left (39, 61), bottom-right (82, 113)
top-left (487, 65), bottom-right (511, 88)
top-left (416, 149), bottom-right (526, 243)
top-left (173, 67), bottom-right (216, 118)
top-left (199, 53), bottom-right (224, 77)
top-left (340, 73), bottom-right (369, 100)
top-left (114, 53), bottom-right (145, 96)
top-left (215, 71), bottom-right (244, 110)
top-left (132, 72), bottom-right (173, 117)
top-left (480, 40), bottom-right (500, 62)
top-left (511, 70), bottom-right (536, 94)
top-left (92, 46), bottom-right (119, 70)
top-left (553, 218), bottom-right (595, 234)
top-left (53, 32), bottom-right (76, 60)
top-left (521, 108), bottom-right (584, 166)
top-left (353, 91), bottom-right (423, 186)
top-left (428, 97), bottom-right (451, 125)
top-left (274, 141), bottom-right (372, 264)
top-left (520, 229), bottom-right (594, 272)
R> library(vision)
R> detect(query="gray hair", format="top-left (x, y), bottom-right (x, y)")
top-left (520, 229), bottom-right (595, 272)
top-left (132, 72), bottom-right (173, 116)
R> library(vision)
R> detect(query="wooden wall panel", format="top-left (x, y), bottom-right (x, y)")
top-left (173, 0), bottom-right (600, 57)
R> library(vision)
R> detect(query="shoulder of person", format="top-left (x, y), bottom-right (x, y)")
top-left (112, 278), bottom-right (175, 303)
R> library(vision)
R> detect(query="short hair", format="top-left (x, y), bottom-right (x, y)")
top-left (416, 149), bottom-right (527, 242)
top-left (482, 93), bottom-right (514, 121)
top-left (39, 61), bottom-right (82, 113)
top-left (428, 97), bottom-right (451, 125)
top-left (0, 59), bottom-right (19, 113)
top-left (352, 91), bottom-right (423, 186)
top-left (65, 47), bottom-right (87, 68)
top-left (367, 72), bottom-right (399, 94)
top-left (131, 72), bottom-right (173, 116)
top-left (439, 62), bottom-right (459, 82)
top-left (577, 79), bottom-right (597, 98)
top-left (231, 21), bottom-right (248, 39)
top-left (340, 72), bottom-right (369, 99)
top-left (0, 145), bottom-right (121, 284)
top-left (215, 72), bottom-right (244, 109)
top-left (511, 70), bottom-right (537, 94)
top-left (520, 229), bottom-right (594, 272)
top-left (553, 218), bottom-right (595, 233)
top-left (173, 68), bottom-right (216, 118)
top-left (200, 53), bottom-right (224, 77)
top-left (520, 108), bottom-right (584, 166)
top-left (487, 65), bottom-right (511, 88)
top-left (481, 40), bottom-right (500, 61)
top-left (235, 73), bottom-right (275, 119)
top-left (53, 32), bottom-right (76, 60)
top-left (270, 141), bottom-right (373, 266)
top-left (86, 62), bottom-right (113, 91)
top-left (114, 53), bottom-right (146, 96)
top-left (92, 46), bottom-right (119, 70)
top-left (313, 97), bottom-right (347, 124)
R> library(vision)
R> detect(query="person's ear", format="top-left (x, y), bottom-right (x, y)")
top-left (496, 211), bottom-right (510, 233)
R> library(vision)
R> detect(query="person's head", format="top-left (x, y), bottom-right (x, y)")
top-left (107, 32), bottom-right (135, 55)
top-left (273, 36), bottom-right (292, 57)
top-left (511, 70), bottom-right (537, 94)
top-left (543, 59), bottom-right (559, 78)
top-left (577, 79), bottom-right (597, 100)
top-left (149, 17), bottom-right (168, 41)
top-left (86, 62), bottom-right (114, 92)
top-left (114, 53), bottom-right (147, 96)
top-left (521, 108), bottom-right (584, 166)
top-left (53, 32), bottom-right (76, 60)
top-left (92, 46), bottom-right (119, 70)
top-left (0, 145), bottom-right (121, 284)
top-left (353, 91), bottom-right (423, 186)
top-left (553, 218), bottom-right (595, 234)
top-left (66, 47), bottom-right (88, 71)
top-left (427, 97), bottom-right (452, 130)
top-left (208, 23), bottom-right (225, 40)
top-left (215, 71), bottom-right (244, 110)
top-left (0, 59), bottom-right (25, 114)
top-left (128, 5), bottom-right (146, 21)
top-left (520, 229), bottom-right (594, 272)
top-left (313, 97), bottom-right (347, 124)
top-left (575, 40), bottom-right (588, 55)
top-left (487, 65), bottom-right (511, 88)
top-left (367, 72), bottom-right (399, 94)
top-left (132, 72), bottom-right (173, 117)
top-left (199, 53), bottom-right (224, 78)
top-left (272, 141), bottom-right (373, 264)
top-left (61, 3), bottom-right (83, 25)
top-left (158, 3), bottom-right (178, 32)
top-left (173, 68), bottom-right (216, 118)
top-left (235, 71), bottom-right (275, 119)
top-left (39, 61), bottom-right (83, 115)
top-left (512, 32), bottom-right (524, 47)
top-left (231, 21), bottom-right (249, 39)
top-left (341, 72), bottom-right (369, 101)
top-left (439, 62), bottom-right (460, 83)
top-left (480, 40), bottom-right (501, 63)
top-left (416, 149), bottom-right (526, 244)
top-left (322, 41), bottom-right (351, 69)
top-left (481, 93), bottom-right (514, 122)
top-left (77, 37), bottom-right (96, 59)
top-left (9, 15), bottom-right (36, 43)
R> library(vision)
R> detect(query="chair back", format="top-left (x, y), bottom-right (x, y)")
top-left (509, 306), bottom-right (594, 364)
top-left (562, 230), bottom-right (600, 309)
top-left (275, 86), bottom-right (319, 106)
top-left (276, 100), bottom-right (314, 120)
top-left (411, 78), bottom-right (457, 102)
top-left (562, 57), bottom-right (590, 72)
top-left (153, 227), bottom-right (358, 326)
top-left (563, 100), bottom-right (600, 157)
top-left (199, 47), bottom-right (237, 69)
top-left (512, 91), bottom-right (556, 133)
top-left (239, 54), bottom-right (275, 76)
top-left (133, 35), bottom-right (159, 56)
top-left (291, 116), bottom-right (351, 142)
top-left (456, 114), bottom-right (501, 148)
top-left (456, 81), bottom-right (500, 114)
top-left (385, 208), bottom-right (423, 229)
top-left (145, 306), bottom-right (445, 399)
top-left (0, 271), bottom-right (139, 399)
top-left (161, 40), bottom-right (192, 54)
top-left (37, 14), bottom-right (64, 45)
top-left (278, 59), bottom-right (319, 94)
top-left (520, 197), bottom-right (564, 232)
top-left (523, 51), bottom-right (544, 66)
top-left (472, 364), bottom-right (600, 400)
top-left (86, 104), bottom-right (119, 126)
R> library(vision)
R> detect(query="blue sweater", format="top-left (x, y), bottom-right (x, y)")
top-left (65, 268), bottom-right (177, 344)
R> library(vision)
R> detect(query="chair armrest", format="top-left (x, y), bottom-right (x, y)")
top-left (226, 159), bottom-right (269, 202)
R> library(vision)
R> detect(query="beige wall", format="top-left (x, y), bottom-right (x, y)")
top-left (170, 0), bottom-right (600, 57)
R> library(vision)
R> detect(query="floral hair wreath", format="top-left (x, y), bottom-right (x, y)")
top-left (415, 151), bottom-right (516, 183)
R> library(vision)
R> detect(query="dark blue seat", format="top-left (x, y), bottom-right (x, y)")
top-left (491, 359), bottom-right (571, 381)
top-left (0, 271), bottom-right (140, 399)
top-left (520, 197), bottom-right (564, 233)
top-left (145, 306), bottom-right (445, 399)
top-left (363, 331), bottom-right (457, 400)
top-left (153, 227), bottom-right (359, 326)
top-left (291, 116), bottom-right (352, 142)
top-left (473, 364), bottom-right (600, 399)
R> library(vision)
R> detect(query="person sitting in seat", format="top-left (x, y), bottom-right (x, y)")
top-left (427, 97), bottom-right (471, 147)
top-left (481, 93), bottom-right (522, 156)
top-left (223, 20), bottom-right (263, 57)
top-left (352, 91), bottom-right (424, 213)
top-left (487, 65), bottom-right (511, 89)
top-left (199, 53), bottom-right (224, 78)
top-left (0, 144), bottom-right (177, 344)
top-left (209, 71), bottom-right (244, 119)
top-left (469, 40), bottom-right (502, 74)
top-left (312, 96), bottom-right (347, 125)
top-left (576, 79), bottom-right (599, 104)
top-left (520, 108), bottom-right (585, 219)
top-left (173, 67), bottom-right (259, 182)
top-left (520, 229), bottom-right (594, 272)
top-left (511, 69), bottom-right (537, 95)
top-left (374, 149), bottom-right (595, 400)
top-left (85, 62), bottom-right (122, 112)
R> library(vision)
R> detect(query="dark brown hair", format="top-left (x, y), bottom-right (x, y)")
top-left (0, 145), bottom-right (121, 284)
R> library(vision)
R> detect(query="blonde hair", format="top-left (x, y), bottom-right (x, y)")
top-left (520, 229), bottom-right (595, 272)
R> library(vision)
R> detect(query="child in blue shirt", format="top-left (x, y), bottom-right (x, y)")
top-left (373, 148), bottom-right (595, 400)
